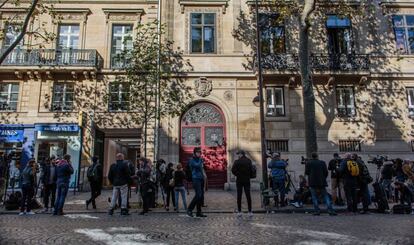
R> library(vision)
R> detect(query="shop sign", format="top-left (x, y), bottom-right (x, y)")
top-left (0, 129), bottom-right (24, 142)
top-left (35, 124), bottom-right (79, 132)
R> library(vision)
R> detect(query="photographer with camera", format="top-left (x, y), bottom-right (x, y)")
top-left (267, 152), bottom-right (288, 207)
top-left (328, 153), bottom-right (344, 205)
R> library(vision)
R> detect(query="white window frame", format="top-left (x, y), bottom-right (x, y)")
top-left (109, 83), bottom-right (130, 112)
top-left (266, 87), bottom-right (285, 117)
top-left (407, 87), bottom-right (414, 117)
top-left (393, 15), bottom-right (414, 54)
top-left (336, 86), bottom-right (356, 117)
top-left (0, 83), bottom-right (19, 111)
top-left (110, 24), bottom-right (133, 68)
top-left (57, 24), bottom-right (80, 49)
top-left (52, 83), bottom-right (74, 112)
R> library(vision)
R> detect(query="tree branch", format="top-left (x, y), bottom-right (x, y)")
top-left (300, 0), bottom-right (316, 27)
top-left (0, 0), bottom-right (39, 64)
top-left (0, 0), bottom-right (10, 9)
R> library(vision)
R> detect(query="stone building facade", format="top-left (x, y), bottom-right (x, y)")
top-left (1, 0), bottom-right (414, 189)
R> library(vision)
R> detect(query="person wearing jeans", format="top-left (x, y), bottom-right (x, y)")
top-left (231, 150), bottom-right (253, 217)
top-left (53, 155), bottom-right (74, 216)
top-left (268, 153), bottom-right (288, 207)
top-left (40, 156), bottom-right (56, 213)
top-left (174, 164), bottom-right (187, 212)
top-left (19, 159), bottom-right (37, 215)
top-left (305, 152), bottom-right (337, 216)
top-left (187, 147), bottom-right (206, 218)
top-left (108, 153), bottom-right (131, 216)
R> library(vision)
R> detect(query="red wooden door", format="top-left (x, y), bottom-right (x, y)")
top-left (180, 103), bottom-right (227, 188)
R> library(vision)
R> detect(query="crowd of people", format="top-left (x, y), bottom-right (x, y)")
top-left (1, 148), bottom-right (413, 217)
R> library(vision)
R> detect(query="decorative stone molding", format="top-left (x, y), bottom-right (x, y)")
top-left (223, 90), bottom-right (233, 101)
top-left (54, 8), bottom-right (91, 24)
top-left (184, 7), bottom-right (223, 54)
top-left (14, 71), bottom-right (23, 79)
top-left (179, 0), bottom-right (229, 14)
top-left (103, 9), bottom-right (145, 23)
top-left (194, 77), bottom-right (213, 97)
top-left (0, 8), bottom-right (26, 21)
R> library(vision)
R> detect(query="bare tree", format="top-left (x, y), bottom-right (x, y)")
top-left (0, 0), bottom-right (58, 64)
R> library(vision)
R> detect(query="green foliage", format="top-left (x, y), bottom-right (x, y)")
top-left (113, 20), bottom-right (193, 127)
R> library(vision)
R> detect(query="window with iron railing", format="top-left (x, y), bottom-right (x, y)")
top-left (339, 140), bottom-right (361, 152)
top-left (266, 140), bottom-right (289, 153)
top-left (392, 15), bottom-right (414, 54)
top-left (326, 15), bottom-right (352, 54)
top-left (336, 86), bottom-right (356, 117)
top-left (52, 83), bottom-right (74, 112)
top-left (259, 13), bottom-right (285, 54)
top-left (0, 83), bottom-right (19, 111)
top-left (109, 83), bottom-right (130, 112)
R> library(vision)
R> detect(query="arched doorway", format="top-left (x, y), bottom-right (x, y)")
top-left (180, 102), bottom-right (227, 188)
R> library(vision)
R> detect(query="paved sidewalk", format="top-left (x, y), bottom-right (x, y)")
top-left (1, 189), bottom-right (353, 214)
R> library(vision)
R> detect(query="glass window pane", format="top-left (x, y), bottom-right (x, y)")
top-left (10, 93), bottom-right (18, 101)
top-left (71, 25), bottom-right (80, 34)
top-left (204, 13), bottom-right (215, 25)
top-left (59, 25), bottom-right (70, 34)
top-left (408, 28), bottom-right (414, 53)
top-left (11, 84), bottom-right (19, 92)
top-left (406, 15), bottom-right (414, 26)
top-left (182, 127), bottom-right (201, 146)
top-left (327, 15), bottom-right (351, 28)
top-left (113, 25), bottom-right (123, 34)
top-left (191, 13), bottom-right (202, 25)
top-left (203, 26), bottom-right (215, 53)
top-left (393, 15), bottom-right (404, 27)
top-left (275, 89), bottom-right (283, 106)
top-left (266, 88), bottom-right (273, 107)
top-left (58, 36), bottom-right (68, 48)
top-left (191, 27), bottom-right (202, 53)
top-left (70, 37), bottom-right (79, 49)
top-left (0, 84), bottom-right (9, 92)
top-left (395, 28), bottom-right (407, 52)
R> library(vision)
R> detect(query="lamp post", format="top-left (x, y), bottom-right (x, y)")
top-left (253, 0), bottom-right (269, 188)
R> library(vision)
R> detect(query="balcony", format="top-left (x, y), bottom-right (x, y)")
top-left (1, 49), bottom-right (103, 68)
top-left (261, 53), bottom-right (370, 72)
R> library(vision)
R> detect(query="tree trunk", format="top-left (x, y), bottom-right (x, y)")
top-left (0, 0), bottom-right (39, 64)
top-left (299, 0), bottom-right (318, 158)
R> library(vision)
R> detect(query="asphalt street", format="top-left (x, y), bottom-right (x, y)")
top-left (0, 212), bottom-right (413, 245)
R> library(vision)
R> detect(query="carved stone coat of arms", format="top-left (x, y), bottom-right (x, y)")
top-left (194, 77), bottom-right (212, 97)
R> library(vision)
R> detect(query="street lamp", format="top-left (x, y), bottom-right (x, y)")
top-left (253, 0), bottom-right (269, 188)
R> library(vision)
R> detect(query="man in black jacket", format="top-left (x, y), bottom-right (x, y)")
top-left (40, 156), bottom-right (57, 213)
top-left (328, 153), bottom-right (344, 205)
top-left (108, 153), bottom-right (131, 215)
top-left (86, 156), bottom-right (103, 210)
top-left (231, 150), bottom-right (253, 217)
top-left (305, 152), bottom-right (336, 216)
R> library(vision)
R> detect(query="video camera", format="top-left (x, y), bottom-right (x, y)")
top-left (367, 155), bottom-right (388, 168)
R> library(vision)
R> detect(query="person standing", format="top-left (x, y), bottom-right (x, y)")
top-left (163, 163), bottom-right (176, 211)
top-left (267, 153), bottom-right (288, 207)
top-left (40, 156), bottom-right (57, 213)
top-left (53, 154), bottom-right (74, 216)
top-left (174, 163), bottom-right (187, 213)
top-left (328, 153), bottom-right (344, 205)
top-left (356, 154), bottom-right (373, 214)
top-left (108, 153), bottom-right (131, 216)
top-left (137, 157), bottom-right (152, 215)
top-left (305, 153), bottom-right (337, 216)
top-left (19, 159), bottom-right (38, 215)
top-left (187, 147), bottom-right (207, 218)
top-left (231, 150), bottom-right (253, 217)
top-left (86, 156), bottom-right (103, 210)
top-left (380, 161), bottom-right (394, 201)
top-left (339, 153), bottom-right (360, 214)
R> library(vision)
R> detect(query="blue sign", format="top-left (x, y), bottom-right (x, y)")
top-left (0, 128), bottom-right (24, 143)
top-left (35, 124), bottom-right (79, 132)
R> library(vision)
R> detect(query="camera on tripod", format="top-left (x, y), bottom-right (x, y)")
top-left (367, 155), bottom-right (388, 168)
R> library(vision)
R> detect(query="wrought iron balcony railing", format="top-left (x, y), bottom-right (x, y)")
top-left (1, 49), bottom-right (103, 68)
top-left (311, 53), bottom-right (370, 71)
top-left (261, 53), bottom-right (370, 72)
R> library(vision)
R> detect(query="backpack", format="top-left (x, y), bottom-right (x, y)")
top-left (87, 164), bottom-right (99, 181)
top-left (4, 191), bottom-right (22, 210)
top-left (347, 160), bottom-right (360, 177)
top-left (250, 163), bottom-right (257, 179)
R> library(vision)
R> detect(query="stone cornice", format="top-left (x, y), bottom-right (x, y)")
top-left (179, 0), bottom-right (229, 14)
top-left (380, 1), bottom-right (414, 8)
